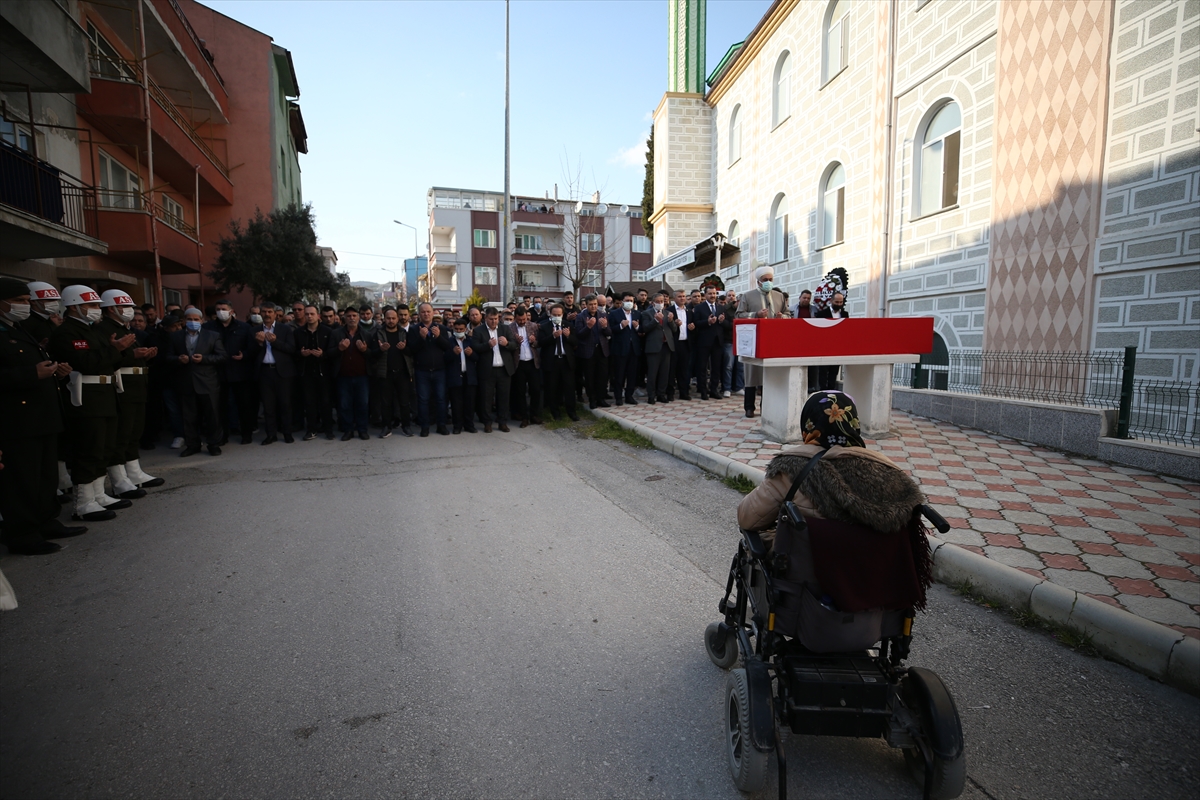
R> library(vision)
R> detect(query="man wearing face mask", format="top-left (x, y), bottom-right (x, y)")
top-left (23, 282), bottom-right (62, 346)
top-left (0, 277), bottom-right (88, 555)
top-left (815, 291), bottom-right (850, 390)
top-left (168, 308), bottom-right (227, 456)
top-left (203, 300), bottom-right (256, 445)
top-left (572, 294), bottom-right (611, 410)
top-left (97, 290), bottom-right (161, 496)
top-left (537, 303), bottom-right (579, 421)
top-left (445, 317), bottom-right (479, 433)
top-left (607, 292), bottom-right (642, 406)
top-left (639, 290), bottom-right (678, 404)
top-left (735, 265), bottom-right (788, 418)
top-left (47, 285), bottom-right (132, 521)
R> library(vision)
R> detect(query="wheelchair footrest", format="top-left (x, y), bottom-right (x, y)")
top-left (781, 655), bottom-right (893, 738)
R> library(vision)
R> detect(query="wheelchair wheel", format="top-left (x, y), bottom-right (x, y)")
top-left (901, 668), bottom-right (966, 800)
top-left (725, 668), bottom-right (770, 792)
top-left (705, 622), bottom-right (739, 670)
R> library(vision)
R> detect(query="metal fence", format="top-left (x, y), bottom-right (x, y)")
top-left (893, 348), bottom-right (1198, 448)
top-left (0, 140), bottom-right (99, 239)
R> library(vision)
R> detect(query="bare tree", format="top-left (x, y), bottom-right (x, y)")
top-left (551, 155), bottom-right (623, 296)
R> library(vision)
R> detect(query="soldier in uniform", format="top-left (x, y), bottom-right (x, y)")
top-left (23, 281), bottom-right (75, 499)
top-left (47, 285), bottom-right (133, 522)
top-left (97, 290), bottom-right (163, 497)
top-left (0, 277), bottom-right (87, 554)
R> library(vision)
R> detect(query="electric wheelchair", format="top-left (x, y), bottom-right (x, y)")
top-left (704, 458), bottom-right (965, 800)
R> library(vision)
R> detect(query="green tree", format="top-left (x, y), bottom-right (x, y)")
top-left (208, 203), bottom-right (340, 304)
top-left (462, 287), bottom-right (487, 310)
top-left (641, 127), bottom-right (654, 237)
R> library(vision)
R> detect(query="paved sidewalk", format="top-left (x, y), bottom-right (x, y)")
top-left (600, 394), bottom-right (1200, 638)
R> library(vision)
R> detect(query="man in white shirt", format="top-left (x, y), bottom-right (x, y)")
top-left (509, 305), bottom-right (543, 427)
top-left (668, 289), bottom-right (693, 401)
top-left (470, 307), bottom-right (519, 432)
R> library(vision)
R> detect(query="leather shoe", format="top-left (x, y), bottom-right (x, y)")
top-left (283, 433), bottom-right (295, 443)
top-left (73, 508), bottom-right (116, 522)
top-left (180, 445), bottom-right (201, 457)
top-left (6, 540), bottom-right (61, 555)
top-left (218, 436), bottom-right (229, 446)
top-left (437, 425), bottom-right (450, 436)
top-left (464, 426), bottom-right (478, 433)
top-left (324, 431), bottom-right (335, 440)
top-left (303, 431), bottom-right (317, 441)
top-left (597, 401), bottom-right (611, 408)
top-left (519, 419), bottom-right (529, 428)
top-left (359, 431), bottom-right (369, 440)
top-left (452, 426), bottom-right (462, 434)
top-left (44, 523), bottom-right (87, 539)
top-left (118, 487), bottom-right (147, 499)
top-left (484, 423), bottom-right (493, 433)
top-left (498, 423), bottom-right (510, 432)
top-left (625, 397), bottom-right (637, 405)
top-left (420, 427), bottom-right (430, 437)
top-left (241, 436), bottom-right (253, 445)
top-left (208, 445), bottom-right (222, 456)
top-left (530, 417), bottom-right (543, 425)
top-left (568, 413), bottom-right (580, 421)
top-left (341, 431), bottom-right (355, 441)
top-left (261, 435), bottom-right (277, 445)
top-left (745, 410), bottom-right (756, 418)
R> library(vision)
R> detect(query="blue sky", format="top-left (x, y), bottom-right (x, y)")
top-left (203, 0), bottom-right (771, 283)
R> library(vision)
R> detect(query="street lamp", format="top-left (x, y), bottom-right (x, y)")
top-left (394, 220), bottom-right (419, 304)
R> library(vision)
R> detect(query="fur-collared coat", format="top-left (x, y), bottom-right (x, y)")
top-left (736, 444), bottom-right (924, 533)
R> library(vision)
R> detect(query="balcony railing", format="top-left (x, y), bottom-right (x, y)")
top-left (154, 201), bottom-right (197, 238)
top-left (97, 188), bottom-right (197, 239)
top-left (0, 140), bottom-right (99, 239)
top-left (89, 52), bottom-right (230, 178)
top-left (165, 0), bottom-right (225, 86)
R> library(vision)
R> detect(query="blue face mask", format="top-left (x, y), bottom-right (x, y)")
top-left (185, 320), bottom-right (202, 332)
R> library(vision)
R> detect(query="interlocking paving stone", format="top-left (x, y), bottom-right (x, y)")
top-left (602, 400), bottom-right (1199, 637)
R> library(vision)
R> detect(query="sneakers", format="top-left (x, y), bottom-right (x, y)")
top-left (723, 390), bottom-right (731, 398)
top-left (733, 389), bottom-right (745, 396)
top-left (170, 436), bottom-right (185, 449)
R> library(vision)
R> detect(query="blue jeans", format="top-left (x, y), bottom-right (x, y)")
top-left (723, 343), bottom-right (744, 392)
top-left (338, 375), bottom-right (369, 433)
top-left (415, 369), bottom-right (447, 428)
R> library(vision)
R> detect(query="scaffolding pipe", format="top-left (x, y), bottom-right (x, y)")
top-left (137, 0), bottom-right (164, 316)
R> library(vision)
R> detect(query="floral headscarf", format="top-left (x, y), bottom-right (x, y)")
top-left (801, 390), bottom-right (865, 449)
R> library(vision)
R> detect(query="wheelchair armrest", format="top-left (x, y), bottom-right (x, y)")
top-left (918, 503), bottom-right (951, 534)
top-left (740, 528), bottom-right (770, 560)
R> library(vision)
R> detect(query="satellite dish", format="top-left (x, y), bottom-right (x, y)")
top-left (575, 200), bottom-right (584, 213)
top-left (620, 204), bottom-right (629, 215)
top-left (596, 203), bottom-right (609, 215)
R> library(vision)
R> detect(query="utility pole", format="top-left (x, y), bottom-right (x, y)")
top-left (501, 0), bottom-right (511, 304)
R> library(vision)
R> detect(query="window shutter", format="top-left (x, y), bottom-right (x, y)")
top-left (942, 130), bottom-right (960, 208)
top-left (835, 187), bottom-right (844, 243)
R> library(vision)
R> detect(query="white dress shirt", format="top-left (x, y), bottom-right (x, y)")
top-left (487, 325), bottom-right (502, 367)
top-left (674, 304), bottom-right (688, 340)
top-left (262, 323), bottom-right (275, 363)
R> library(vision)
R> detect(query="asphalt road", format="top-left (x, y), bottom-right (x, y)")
top-left (1, 423), bottom-right (1196, 799)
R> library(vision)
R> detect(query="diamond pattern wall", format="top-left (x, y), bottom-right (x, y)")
top-left (985, 0), bottom-right (1114, 351)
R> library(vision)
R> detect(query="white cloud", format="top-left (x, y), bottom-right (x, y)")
top-left (610, 131), bottom-right (649, 167)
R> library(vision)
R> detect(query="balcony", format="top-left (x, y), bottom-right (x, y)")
top-left (96, 190), bottom-right (199, 274)
top-left (0, 140), bottom-right (107, 259)
top-left (78, 54), bottom-right (233, 205)
top-left (513, 210), bottom-right (564, 227)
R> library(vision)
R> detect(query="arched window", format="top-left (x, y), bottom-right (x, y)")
top-left (770, 194), bottom-right (788, 264)
top-left (727, 220), bottom-right (740, 246)
top-left (820, 162), bottom-right (845, 248)
top-left (823, 0), bottom-right (849, 85)
top-left (772, 52), bottom-right (791, 128)
top-left (728, 104), bottom-right (742, 166)
top-left (917, 101), bottom-right (961, 217)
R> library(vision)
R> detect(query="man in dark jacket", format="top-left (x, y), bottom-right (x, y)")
top-left (408, 302), bottom-right (452, 436)
top-left (607, 292), bottom-right (641, 406)
top-left (814, 292), bottom-right (850, 390)
top-left (640, 290), bottom-right (678, 404)
top-left (168, 308), bottom-right (226, 456)
top-left (471, 306), bottom-right (519, 432)
top-left (537, 304), bottom-right (578, 421)
top-left (253, 304), bottom-right (297, 444)
top-left (572, 294), bottom-right (611, 409)
top-left (97, 290), bottom-right (159, 498)
top-left (294, 304), bottom-right (334, 440)
top-left (377, 307), bottom-right (414, 437)
top-left (327, 307), bottom-right (376, 441)
top-left (692, 285), bottom-right (724, 400)
top-left (203, 299), bottom-right (256, 445)
top-left (445, 316), bottom-right (479, 434)
top-left (0, 278), bottom-right (86, 554)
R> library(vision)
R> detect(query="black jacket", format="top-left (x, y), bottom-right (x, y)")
top-left (47, 315), bottom-right (120, 418)
top-left (327, 324), bottom-right (378, 377)
top-left (203, 318), bottom-right (256, 382)
top-left (692, 300), bottom-right (724, 347)
top-left (0, 319), bottom-right (63, 439)
top-left (638, 307), bottom-right (678, 354)
top-left (408, 322), bottom-right (453, 372)
top-left (294, 323), bottom-right (334, 378)
top-left (537, 319), bottom-right (576, 368)
top-left (814, 306), bottom-right (851, 320)
top-left (168, 329), bottom-right (226, 395)
top-left (471, 323), bottom-right (520, 376)
top-left (252, 322), bottom-right (297, 378)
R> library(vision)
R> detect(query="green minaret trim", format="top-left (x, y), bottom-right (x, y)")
top-left (668, 0), bottom-right (705, 94)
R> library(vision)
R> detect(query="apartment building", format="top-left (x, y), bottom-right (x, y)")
top-left (0, 0), bottom-right (307, 314)
top-left (425, 186), bottom-right (652, 309)
top-left (653, 0), bottom-right (1198, 386)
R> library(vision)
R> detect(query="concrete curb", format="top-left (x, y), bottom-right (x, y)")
top-left (591, 408), bottom-right (1200, 697)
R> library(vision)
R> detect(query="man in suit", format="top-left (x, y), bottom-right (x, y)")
top-left (408, 301), bottom-right (453, 436)
top-left (572, 294), bottom-right (611, 409)
top-left (295, 304), bottom-right (334, 440)
top-left (169, 307), bottom-right (226, 456)
top-left (735, 266), bottom-right (789, 418)
top-left (377, 306), bottom-right (413, 438)
top-left (537, 303), bottom-right (578, 421)
top-left (668, 289), bottom-right (693, 401)
top-left (639, 290), bottom-right (678, 404)
top-left (327, 306), bottom-right (377, 441)
top-left (472, 306), bottom-right (519, 432)
top-left (721, 289), bottom-right (743, 398)
top-left (692, 286), bottom-right (725, 400)
top-left (203, 299), bottom-right (256, 445)
top-left (606, 292), bottom-right (641, 406)
top-left (815, 291), bottom-right (850, 390)
top-left (509, 305), bottom-right (543, 427)
top-left (253, 303), bottom-right (297, 445)
top-left (445, 316), bottom-right (479, 433)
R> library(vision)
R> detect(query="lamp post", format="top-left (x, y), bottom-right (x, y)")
top-left (394, 219), bottom-right (419, 305)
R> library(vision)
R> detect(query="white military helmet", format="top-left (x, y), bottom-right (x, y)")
top-left (100, 289), bottom-right (136, 308)
top-left (27, 281), bottom-right (61, 301)
top-left (61, 285), bottom-right (102, 306)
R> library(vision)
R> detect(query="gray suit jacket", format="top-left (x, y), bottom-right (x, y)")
top-left (169, 329), bottom-right (227, 395)
top-left (734, 288), bottom-right (789, 386)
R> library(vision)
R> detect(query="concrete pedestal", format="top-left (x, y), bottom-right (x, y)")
top-left (744, 355), bottom-right (918, 443)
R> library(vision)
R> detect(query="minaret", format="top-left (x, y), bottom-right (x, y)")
top-left (668, 0), bottom-right (705, 94)
top-left (650, 0), bottom-right (714, 278)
